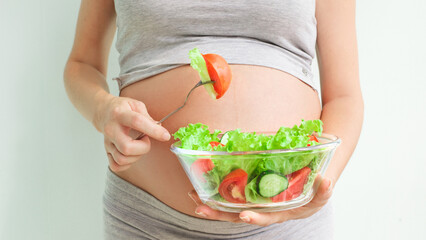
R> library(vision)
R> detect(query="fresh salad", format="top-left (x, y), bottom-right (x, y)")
top-left (189, 48), bottom-right (232, 99)
top-left (173, 119), bottom-right (328, 204)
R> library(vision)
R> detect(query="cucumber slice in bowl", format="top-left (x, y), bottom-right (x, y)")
top-left (256, 170), bottom-right (288, 198)
top-left (220, 131), bottom-right (231, 145)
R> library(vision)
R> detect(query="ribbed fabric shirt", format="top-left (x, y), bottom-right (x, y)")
top-left (113, 0), bottom-right (318, 91)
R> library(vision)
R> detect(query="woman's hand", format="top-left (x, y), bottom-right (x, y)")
top-left (188, 176), bottom-right (333, 226)
top-left (94, 95), bottom-right (171, 172)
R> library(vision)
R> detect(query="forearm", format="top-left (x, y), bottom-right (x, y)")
top-left (63, 60), bottom-right (113, 131)
top-left (320, 95), bottom-right (364, 184)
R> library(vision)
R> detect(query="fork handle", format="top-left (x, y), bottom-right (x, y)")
top-left (135, 133), bottom-right (146, 140)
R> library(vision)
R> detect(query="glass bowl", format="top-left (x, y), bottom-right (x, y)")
top-left (170, 133), bottom-right (341, 213)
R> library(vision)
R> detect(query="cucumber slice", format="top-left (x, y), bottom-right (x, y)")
top-left (220, 131), bottom-right (231, 145)
top-left (256, 170), bottom-right (288, 198)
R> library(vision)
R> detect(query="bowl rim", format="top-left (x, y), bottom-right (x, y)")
top-left (170, 132), bottom-right (341, 156)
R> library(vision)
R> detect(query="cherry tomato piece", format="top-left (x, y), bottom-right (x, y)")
top-left (307, 135), bottom-right (319, 146)
top-left (203, 54), bottom-right (232, 99)
top-left (218, 169), bottom-right (248, 203)
top-left (209, 141), bottom-right (225, 148)
top-left (271, 167), bottom-right (312, 202)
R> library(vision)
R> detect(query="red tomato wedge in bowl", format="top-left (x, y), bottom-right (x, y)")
top-left (271, 167), bottom-right (312, 202)
top-left (209, 141), bottom-right (225, 148)
top-left (307, 135), bottom-right (319, 146)
top-left (219, 169), bottom-right (248, 203)
top-left (190, 159), bottom-right (215, 183)
top-left (202, 54), bottom-right (232, 99)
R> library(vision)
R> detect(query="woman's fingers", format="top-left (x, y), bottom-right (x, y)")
top-left (104, 136), bottom-right (150, 172)
top-left (188, 190), bottom-right (203, 205)
top-left (239, 211), bottom-right (285, 226)
top-left (188, 177), bottom-right (334, 227)
top-left (101, 97), bottom-right (166, 172)
top-left (303, 177), bottom-right (333, 209)
top-left (117, 110), bottom-right (170, 141)
top-left (195, 205), bottom-right (243, 223)
top-left (188, 190), bottom-right (242, 223)
top-left (112, 129), bottom-right (152, 156)
top-left (107, 141), bottom-right (143, 166)
top-left (239, 178), bottom-right (333, 226)
top-left (107, 153), bottom-right (131, 172)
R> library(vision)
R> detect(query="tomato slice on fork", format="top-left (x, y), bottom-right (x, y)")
top-left (203, 54), bottom-right (232, 99)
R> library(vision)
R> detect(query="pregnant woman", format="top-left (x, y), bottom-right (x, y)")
top-left (64, 0), bottom-right (363, 239)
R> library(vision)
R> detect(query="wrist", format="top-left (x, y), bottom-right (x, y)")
top-left (92, 90), bottom-right (115, 133)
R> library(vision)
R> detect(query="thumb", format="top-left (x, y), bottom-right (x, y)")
top-left (307, 177), bottom-right (333, 208)
top-left (188, 190), bottom-right (203, 206)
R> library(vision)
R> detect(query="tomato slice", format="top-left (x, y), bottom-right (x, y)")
top-left (309, 135), bottom-right (319, 142)
top-left (190, 159), bottom-right (215, 183)
top-left (202, 54), bottom-right (232, 99)
top-left (271, 167), bottom-right (311, 202)
top-left (209, 141), bottom-right (225, 148)
top-left (218, 169), bottom-right (248, 203)
top-left (307, 135), bottom-right (319, 146)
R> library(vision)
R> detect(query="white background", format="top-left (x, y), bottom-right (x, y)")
top-left (1, 0), bottom-right (425, 239)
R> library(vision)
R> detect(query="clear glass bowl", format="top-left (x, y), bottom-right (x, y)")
top-left (170, 133), bottom-right (341, 213)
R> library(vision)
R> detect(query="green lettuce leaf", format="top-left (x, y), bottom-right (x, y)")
top-left (253, 152), bottom-right (316, 177)
top-left (174, 120), bottom-right (323, 152)
top-left (220, 129), bottom-right (271, 152)
top-left (266, 119), bottom-right (323, 150)
top-left (173, 123), bottom-right (220, 151)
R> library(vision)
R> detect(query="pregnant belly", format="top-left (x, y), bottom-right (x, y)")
top-left (116, 65), bottom-right (321, 217)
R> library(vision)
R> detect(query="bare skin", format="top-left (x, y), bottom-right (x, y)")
top-left (64, 0), bottom-right (363, 227)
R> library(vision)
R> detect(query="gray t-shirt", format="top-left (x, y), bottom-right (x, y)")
top-left (113, 0), bottom-right (317, 91)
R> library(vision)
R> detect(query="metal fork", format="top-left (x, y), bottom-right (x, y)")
top-left (134, 80), bottom-right (214, 140)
